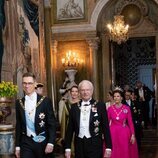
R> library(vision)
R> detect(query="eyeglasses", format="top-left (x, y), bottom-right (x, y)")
top-left (22, 82), bottom-right (34, 86)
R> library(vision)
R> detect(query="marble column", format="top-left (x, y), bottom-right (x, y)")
top-left (39, 0), bottom-right (46, 86)
top-left (101, 32), bottom-right (112, 101)
top-left (87, 37), bottom-right (100, 99)
top-left (51, 40), bottom-right (58, 113)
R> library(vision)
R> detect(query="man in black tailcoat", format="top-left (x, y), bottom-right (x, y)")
top-left (134, 80), bottom-right (153, 129)
top-left (123, 90), bottom-right (143, 150)
top-left (65, 80), bottom-right (112, 158)
top-left (15, 72), bottom-right (56, 158)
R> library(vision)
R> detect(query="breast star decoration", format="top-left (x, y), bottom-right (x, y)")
top-left (39, 113), bottom-right (45, 119)
top-left (94, 120), bottom-right (100, 134)
top-left (39, 113), bottom-right (45, 127)
top-left (39, 120), bottom-right (45, 127)
top-left (94, 120), bottom-right (100, 126)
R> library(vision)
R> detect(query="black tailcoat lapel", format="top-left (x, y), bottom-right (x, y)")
top-left (89, 99), bottom-right (96, 124)
top-left (76, 100), bottom-right (81, 127)
top-left (20, 97), bottom-right (26, 127)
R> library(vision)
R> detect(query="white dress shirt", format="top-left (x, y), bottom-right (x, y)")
top-left (139, 87), bottom-right (144, 98)
top-left (126, 99), bottom-right (131, 106)
top-left (25, 92), bottom-right (37, 137)
top-left (78, 100), bottom-right (91, 138)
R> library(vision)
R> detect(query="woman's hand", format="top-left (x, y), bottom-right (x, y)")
top-left (130, 134), bottom-right (136, 144)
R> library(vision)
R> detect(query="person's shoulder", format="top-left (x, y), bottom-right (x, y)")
top-left (122, 104), bottom-right (130, 110)
top-left (16, 97), bottom-right (24, 103)
top-left (122, 104), bottom-right (128, 107)
top-left (143, 85), bottom-right (151, 90)
top-left (68, 102), bottom-right (79, 113)
top-left (96, 101), bottom-right (106, 109)
top-left (71, 101), bottom-right (80, 108)
top-left (37, 94), bottom-right (46, 99)
top-left (107, 104), bottom-right (114, 110)
top-left (96, 100), bottom-right (105, 105)
top-left (16, 97), bottom-right (22, 101)
top-left (37, 95), bottom-right (51, 103)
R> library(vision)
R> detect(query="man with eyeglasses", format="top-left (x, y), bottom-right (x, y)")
top-left (15, 72), bottom-right (56, 158)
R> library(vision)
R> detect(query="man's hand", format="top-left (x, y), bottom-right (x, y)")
top-left (45, 144), bottom-right (54, 154)
top-left (15, 149), bottom-right (20, 158)
top-left (65, 151), bottom-right (71, 158)
top-left (104, 149), bottom-right (111, 158)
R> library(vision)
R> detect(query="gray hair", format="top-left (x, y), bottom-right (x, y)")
top-left (78, 80), bottom-right (94, 92)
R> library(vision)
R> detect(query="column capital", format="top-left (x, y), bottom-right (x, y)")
top-left (52, 39), bottom-right (58, 45)
top-left (44, 0), bottom-right (51, 8)
top-left (86, 37), bottom-right (100, 50)
top-left (51, 40), bottom-right (58, 49)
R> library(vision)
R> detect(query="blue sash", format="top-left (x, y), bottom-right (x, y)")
top-left (25, 111), bottom-right (35, 134)
top-left (25, 112), bottom-right (46, 143)
top-left (33, 131), bottom-right (46, 143)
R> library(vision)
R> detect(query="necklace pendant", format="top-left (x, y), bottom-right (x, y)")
top-left (116, 116), bottom-right (119, 120)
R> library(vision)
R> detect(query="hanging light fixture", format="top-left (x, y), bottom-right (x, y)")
top-left (107, 15), bottom-right (129, 44)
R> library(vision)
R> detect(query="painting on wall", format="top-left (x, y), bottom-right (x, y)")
top-left (57, 0), bottom-right (85, 21)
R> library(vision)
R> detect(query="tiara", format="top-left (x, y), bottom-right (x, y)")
top-left (113, 86), bottom-right (123, 92)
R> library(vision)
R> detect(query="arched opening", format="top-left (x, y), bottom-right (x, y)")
top-left (96, 0), bottom-right (158, 156)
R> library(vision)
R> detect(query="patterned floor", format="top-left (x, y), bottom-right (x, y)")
top-left (5, 127), bottom-right (158, 158)
top-left (55, 127), bottom-right (158, 158)
top-left (139, 127), bottom-right (158, 158)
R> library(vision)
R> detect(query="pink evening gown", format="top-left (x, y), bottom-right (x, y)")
top-left (106, 104), bottom-right (139, 158)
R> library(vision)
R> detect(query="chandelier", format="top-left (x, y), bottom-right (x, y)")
top-left (61, 51), bottom-right (83, 69)
top-left (107, 15), bottom-right (129, 44)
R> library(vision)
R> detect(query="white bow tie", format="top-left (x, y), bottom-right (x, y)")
top-left (82, 101), bottom-right (90, 106)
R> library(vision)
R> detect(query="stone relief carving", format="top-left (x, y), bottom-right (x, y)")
top-left (113, 0), bottom-right (150, 28)
top-left (57, 0), bottom-right (84, 20)
top-left (115, 0), bottom-right (148, 16)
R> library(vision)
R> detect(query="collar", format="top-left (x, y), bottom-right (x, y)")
top-left (126, 99), bottom-right (131, 102)
top-left (81, 98), bottom-right (92, 106)
top-left (25, 92), bottom-right (37, 101)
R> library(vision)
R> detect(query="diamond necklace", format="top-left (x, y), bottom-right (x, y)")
top-left (112, 105), bottom-right (124, 120)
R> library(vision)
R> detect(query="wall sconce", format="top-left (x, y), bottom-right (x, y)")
top-left (61, 50), bottom-right (83, 68)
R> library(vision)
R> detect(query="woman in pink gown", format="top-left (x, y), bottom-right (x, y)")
top-left (104, 89), bottom-right (139, 158)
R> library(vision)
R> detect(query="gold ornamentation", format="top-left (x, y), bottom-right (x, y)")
top-left (107, 15), bottom-right (129, 44)
top-left (19, 96), bottom-right (46, 110)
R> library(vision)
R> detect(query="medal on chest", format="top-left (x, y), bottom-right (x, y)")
top-left (81, 106), bottom-right (91, 121)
